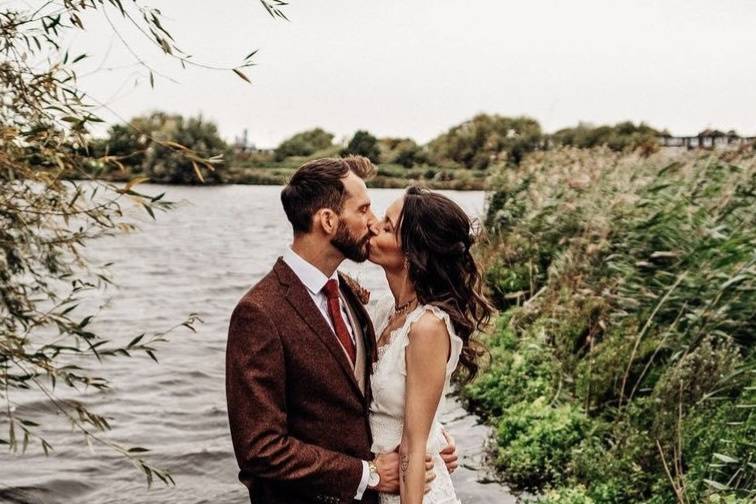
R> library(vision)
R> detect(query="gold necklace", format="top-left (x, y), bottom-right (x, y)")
top-left (393, 297), bottom-right (417, 317)
top-left (378, 297), bottom-right (418, 348)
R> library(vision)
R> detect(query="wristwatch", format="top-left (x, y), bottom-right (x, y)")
top-left (367, 460), bottom-right (381, 488)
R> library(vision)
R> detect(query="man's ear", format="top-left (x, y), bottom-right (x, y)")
top-left (314, 208), bottom-right (338, 235)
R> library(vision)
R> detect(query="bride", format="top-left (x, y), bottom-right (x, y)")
top-left (366, 186), bottom-right (493, 504)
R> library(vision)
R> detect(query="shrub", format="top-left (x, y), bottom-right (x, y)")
top-left (538, 485), bottom-right (595, 504)
top-left (494, 398), bottom-right (591, 488)
top-left (273, 128), bottom-right (334, 161)
top-left (341, 130), bottom-right (380, 163)
top-left (427, 113), bottom-right (543, 169)
top-left (464, 313), bottom-right (556, 419)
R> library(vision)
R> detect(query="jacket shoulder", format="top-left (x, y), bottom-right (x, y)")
top-left (236, 267), bottom-right (283, 311)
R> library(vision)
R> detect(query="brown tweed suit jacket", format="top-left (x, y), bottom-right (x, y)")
top-left (226, 258), bottom-right (379, 504)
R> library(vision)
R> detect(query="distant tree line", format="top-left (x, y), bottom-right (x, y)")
top-left (93, 112), bottom-right (743, 181)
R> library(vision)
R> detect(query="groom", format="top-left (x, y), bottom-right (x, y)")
top-left (226, 156), bottom-right (457, 504)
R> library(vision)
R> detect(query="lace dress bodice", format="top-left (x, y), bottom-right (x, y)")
top-left (368, 296), bottom-right (462, 504)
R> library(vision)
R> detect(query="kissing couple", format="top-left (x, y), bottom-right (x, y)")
top-left (226, 156), bottom-right (492, 504)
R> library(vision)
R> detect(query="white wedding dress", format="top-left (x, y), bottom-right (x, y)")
top-left (368, 295), bottom-right (463, 504)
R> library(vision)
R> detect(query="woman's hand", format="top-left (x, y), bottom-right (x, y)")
top-left (440, 429), bottom-right (459, 474)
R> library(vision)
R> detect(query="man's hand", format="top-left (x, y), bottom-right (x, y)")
top-left (372, 452), bottom-right (400, 493)
top-left (372, 450), bottom-right (436, 494)
top-left (439, 430), bottom-right (459, 474)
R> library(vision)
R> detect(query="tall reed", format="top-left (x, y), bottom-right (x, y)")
top-left (466, 147), bottom-right (755, 503)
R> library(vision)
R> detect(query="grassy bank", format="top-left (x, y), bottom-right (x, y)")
top-left (90, 159), bottom-right (488, 190)
top-left (463, 147), bottom-right (755, 503)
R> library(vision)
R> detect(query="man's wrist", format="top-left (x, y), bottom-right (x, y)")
top-left (367, 460), bottom-right (380, 489)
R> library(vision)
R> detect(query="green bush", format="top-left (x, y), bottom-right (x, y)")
top-left (96, 112), bottom-right (230, 184)
top-left (341, 130), bottom-right (380, 163)
top-left (273, 128), bottom-right (334, 161)
top-left (538, 485), bottom-right (595, 504)
top-left (464, 313), bottom-right (556, 418)
top-left (378, 137), bottom-right (427, 167)
top-left (551, 121), bottom-right (662, 155)
top-left (494, 398), bottom-right (591, 488)
top-left (427, 113), bottom-right (543, 169)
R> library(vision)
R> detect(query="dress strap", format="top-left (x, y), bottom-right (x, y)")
top-left (397, 304), bottom-right (463, 377)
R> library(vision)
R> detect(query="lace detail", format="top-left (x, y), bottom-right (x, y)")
top-left (369, 296), bottom-right (462, 504)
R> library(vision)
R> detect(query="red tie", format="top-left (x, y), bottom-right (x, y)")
top-left (322, 279), bottom-right (356, 366)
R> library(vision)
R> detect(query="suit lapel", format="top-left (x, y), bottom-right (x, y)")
top-left (274, 259), bottom-right (363, 399)
top-left (339, 273), bottom-right (378, 365)
top-left (338, 273), bottom-right (378, 406)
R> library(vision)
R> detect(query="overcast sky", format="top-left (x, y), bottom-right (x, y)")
top-left (69, 0), bottom-right (756, 147)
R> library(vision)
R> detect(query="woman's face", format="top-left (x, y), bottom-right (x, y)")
top-left (368, 196), bottom-right (405, 270)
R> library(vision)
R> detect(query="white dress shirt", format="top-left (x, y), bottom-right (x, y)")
top-left (281, 247), bottom-right (371, 499)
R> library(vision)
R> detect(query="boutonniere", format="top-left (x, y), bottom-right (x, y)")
top-left (340, 272), bottom-right (371, 305)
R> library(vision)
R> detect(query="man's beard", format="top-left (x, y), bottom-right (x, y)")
top-left (331, 221), bottom-right (371, 263)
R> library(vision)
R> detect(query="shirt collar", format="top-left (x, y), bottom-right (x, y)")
top-left (282, 247), bottom-right (339, 296)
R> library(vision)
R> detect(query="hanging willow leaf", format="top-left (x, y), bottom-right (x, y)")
top-left (232, 67), bottom-right (252, 84)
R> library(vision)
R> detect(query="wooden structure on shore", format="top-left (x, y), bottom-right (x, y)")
top-left (659, 129), bottom-right (756, 149)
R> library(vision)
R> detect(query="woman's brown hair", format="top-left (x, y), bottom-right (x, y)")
top-left (397, 186), bottom-right (493, 382)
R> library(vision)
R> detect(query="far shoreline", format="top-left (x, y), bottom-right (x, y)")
top-left (77, 166), bottom-right (490, 191)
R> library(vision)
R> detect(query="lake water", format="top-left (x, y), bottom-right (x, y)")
top-left (0, 184), bottom-right (515, 504)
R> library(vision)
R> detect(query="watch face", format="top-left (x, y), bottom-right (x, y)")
top-left (368, 472), bottom-right (380, 486)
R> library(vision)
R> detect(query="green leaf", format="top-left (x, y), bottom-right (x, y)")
top-left (232, 68), bottom-right (251, 84)
top-left (703, 479), bottom-right (729, 491)
top-left (712, 452), bottom-right (739, 464)
top-left (128, 334), bottom-right (144, 348)
top-left (143, 204), bottom-right (156, 220)
top-left (61, 304), bottom-right (79, 315)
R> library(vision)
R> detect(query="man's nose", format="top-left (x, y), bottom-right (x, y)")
top-left (367, 211), bottom-right (379, 235)
top-left (367, 222), bottom-right (379, 236)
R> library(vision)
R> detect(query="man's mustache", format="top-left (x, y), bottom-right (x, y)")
top-left (358, 231), bottom-right (373, 245)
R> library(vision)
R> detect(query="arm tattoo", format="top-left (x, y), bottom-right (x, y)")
top-left (400, 454), bottom-right (409, 483)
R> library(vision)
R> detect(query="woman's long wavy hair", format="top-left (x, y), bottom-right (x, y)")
top-left (397, 186), bottom-right (494, 382)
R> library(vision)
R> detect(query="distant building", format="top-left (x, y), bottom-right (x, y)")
top-left (233, 129), bottom-right (255, 153)
top-left (659, 129), bottom-right (756, 149)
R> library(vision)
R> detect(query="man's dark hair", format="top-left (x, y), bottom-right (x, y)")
top-left (280, 156), bottom-right (375, 233)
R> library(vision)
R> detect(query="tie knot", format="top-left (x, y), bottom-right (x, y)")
top-left (322, 279), bottom-right (340, 300)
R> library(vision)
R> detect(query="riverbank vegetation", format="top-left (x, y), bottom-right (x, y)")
top-left (463, 147), bottom-right (755, 503)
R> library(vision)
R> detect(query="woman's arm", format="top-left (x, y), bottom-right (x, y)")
top-left (399, 312), bottom-right (451, 504)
